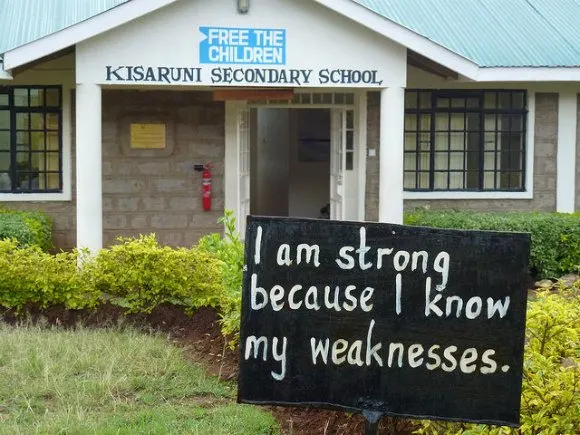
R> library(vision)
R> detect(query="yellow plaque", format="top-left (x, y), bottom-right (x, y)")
top-left (130, 123), bottom-right (166, 149)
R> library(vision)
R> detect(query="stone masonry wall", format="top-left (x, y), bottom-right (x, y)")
top-left (365, 92), bottom-right (559, 219)
top-left (101, 90), bottom-right (225, 247)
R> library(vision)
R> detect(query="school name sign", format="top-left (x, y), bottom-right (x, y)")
top-left (103, 26), bottom-right (384, 87)
top-left (238, 217), bottom-right (531, 426)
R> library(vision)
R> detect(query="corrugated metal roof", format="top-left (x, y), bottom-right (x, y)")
top-left (0, 0), bottom-right (130, 55)
top-left (2, 0), bottom-right (580, 68)
top-left (353, 0), bottom-right (580, 67)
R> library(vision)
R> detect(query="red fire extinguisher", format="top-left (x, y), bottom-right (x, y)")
top-left (201, 164), bottom-right (212, 211)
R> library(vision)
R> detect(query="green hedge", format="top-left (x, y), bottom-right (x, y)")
top-left (83, 234), bottom-right (223, 313)
top-left (0, 207), bottom-right (53, 251)
top-left (404, 210), bottom-right (580, 278)
top-left (0, 234), bottom-right (224, 314)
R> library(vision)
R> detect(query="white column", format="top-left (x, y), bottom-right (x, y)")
top-left (556, 92), bottom-right (577, 213)
top-left (379, 87), bottom-right (405, 224)
top-left (76, 83), bottom-right (102, 253)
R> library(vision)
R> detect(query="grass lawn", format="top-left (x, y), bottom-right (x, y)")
top-left (0, 323), bottom-right (278, 434)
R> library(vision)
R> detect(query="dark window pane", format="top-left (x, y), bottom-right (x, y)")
top-left (0, 94), bottom-right (8, 106)
top-left (499, 92), bottom-right (512, 109)
top-left (14, 88), bottom-right (28, 106)
top-left (45, 88), bottom-right (60, 106)
top-left (484, 92), bottom-right (496, 109)
top-left (30, 89), bottom-right (44, 106)
top-left (30, 113), bottom-right (44, 130)
top-left (31, 132), bottom-right (45, 151)
top-left (16, 113), bottom-right (29, 130)
top-left (346, 152), bottom-right (353, 170)
top-left (0, 151), bottom-right (10, 170)
top-left (346, 131), bottom-right (354, 151)
top-left (0, 110), bottom-right (9, 129)
top-left (405, 91), bottom-right (417, 109)
top-left (16, 132), bottom-right (29, 149)
top-left (419, 92), bottom-right (431, 109)
top-left (0, 131), bottom-right (9, 150)
top-left (512, 92), bottom-right (525, 109)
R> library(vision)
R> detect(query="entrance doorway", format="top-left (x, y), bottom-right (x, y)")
top-left (250, 108), bottom-right (331, 219)
top-left (225, 92), bottom-right (365, 236)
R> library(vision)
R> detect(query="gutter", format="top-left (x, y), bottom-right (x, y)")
top-left (0, 59), bottom-right (13, 80)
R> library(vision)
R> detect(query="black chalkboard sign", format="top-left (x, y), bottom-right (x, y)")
top-left (238, 216), bottom-right (530, 427)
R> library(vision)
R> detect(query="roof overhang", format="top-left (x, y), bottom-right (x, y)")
top-left (2, 0), bottom-right (180, 71)
top-left (4, 0), bottom-right (580, 84)
top-left (312, 0), bottom-right (480, 80)
top-left (0, 60), bottom-right (13, 80)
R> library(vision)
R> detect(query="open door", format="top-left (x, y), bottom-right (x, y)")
top-left (237, 107), bottom-right (251, 237)
top-left (330, 108), bottom-right (346, 220)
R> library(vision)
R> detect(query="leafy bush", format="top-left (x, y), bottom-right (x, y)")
top-left (0, 239), bottom-right (97, 310)
top-left (83, 234), bottom-right (223, 313)
top-left (197, 210), bottom-right (244, 346)
top-left (404, 210), bottom-right (580, 278)
top-left (414, 284), bottom-right (580, 435)
top-left (0, 207), bottom-right (53, 251)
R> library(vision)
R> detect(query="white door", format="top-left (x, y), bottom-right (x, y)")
top-left (237, 107), bottom-right (251, 236)
top-left (330, 108), bottom-right (347, 220)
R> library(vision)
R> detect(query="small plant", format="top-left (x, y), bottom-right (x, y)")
top-left (83, 234), bottom-right (223, 313)
top-left (0, 239), bottom-right (97, 310)
top-left (197, 209), bottom-right (244, 346)
top-left (0, 206), bottom-right (53, 251)
top-left (414, 285), bottom-right (579, 435)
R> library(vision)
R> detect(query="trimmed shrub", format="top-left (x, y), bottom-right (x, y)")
top-left (83, 234), bottom-right (223, 313)
top-left (0, 207), bottom-right (53, 251)
top-left (404, 210), bottom-right (580, 278)
top-left (414, 284), bottom-right (580, 435)
top-left (197, 209), bottom-right (244, 346)
top-left (0, 239), bottom-right (97, 310)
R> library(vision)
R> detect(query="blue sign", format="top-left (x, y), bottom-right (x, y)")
top-left (199, 27), bottom-right (286, 65)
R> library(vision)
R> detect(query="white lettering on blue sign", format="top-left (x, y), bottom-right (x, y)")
top-left (199, 27), bottom-right (286, 65)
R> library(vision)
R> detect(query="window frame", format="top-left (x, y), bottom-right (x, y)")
top-left (0, 85), bottom-right (65, 195)
top-left (403, 89), bottom-right (533, 199)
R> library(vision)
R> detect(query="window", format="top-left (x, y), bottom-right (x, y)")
top-left (404, 90), bottom-right (527, 191)
top-left (0, 86), bottom-right (62, 193)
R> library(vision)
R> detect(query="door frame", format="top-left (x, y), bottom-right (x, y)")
top-left (225, 90), bottom-right (368, 236)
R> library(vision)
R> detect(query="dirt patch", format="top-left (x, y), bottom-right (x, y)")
top-left (0, 304), bottom-right (415, 434)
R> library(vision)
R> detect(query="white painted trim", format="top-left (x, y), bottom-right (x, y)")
top-left (312, 0), bottom-right (479, 80)
top-left (404, 191), bottom-right (533, 200)
top-left (225, 101), bottom-right (249, 235)
top-left (379, 87), bottom-right (405, 223)
top-left (355, 90), bottom-right (367, 221)
top-left (76, 83), bottom-right (103, 253)
top-left (0, 61), bottom-right (12, 80)
top-left (0, 84), bottom-right (73, 202)
top-left (2, 0), bottom-right (180, 70)
top-left (477, 68), bottom-right (580, 83)
top-left (0, 192), bottom-right (71, 201)
top-left (556, 92), bottom-right (577, 212)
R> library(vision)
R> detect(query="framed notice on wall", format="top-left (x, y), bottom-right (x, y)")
top-left (130, 123), bottom-right (166, 149)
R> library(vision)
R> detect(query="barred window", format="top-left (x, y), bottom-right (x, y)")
top-left (0, 86), bottom-right (62, 193)
top-left (404, 90), bottom-right (527, 191)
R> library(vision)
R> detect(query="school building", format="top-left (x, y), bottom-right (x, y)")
top-left (0, 0), bottom-right (579, 251)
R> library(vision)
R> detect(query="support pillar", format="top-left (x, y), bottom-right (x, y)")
top-left (76, 83), bottom-right (102, 253)
top-left (379, 87), bottom-right (405, 224)
top-left (556, 92), bottom-right (577, 213)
